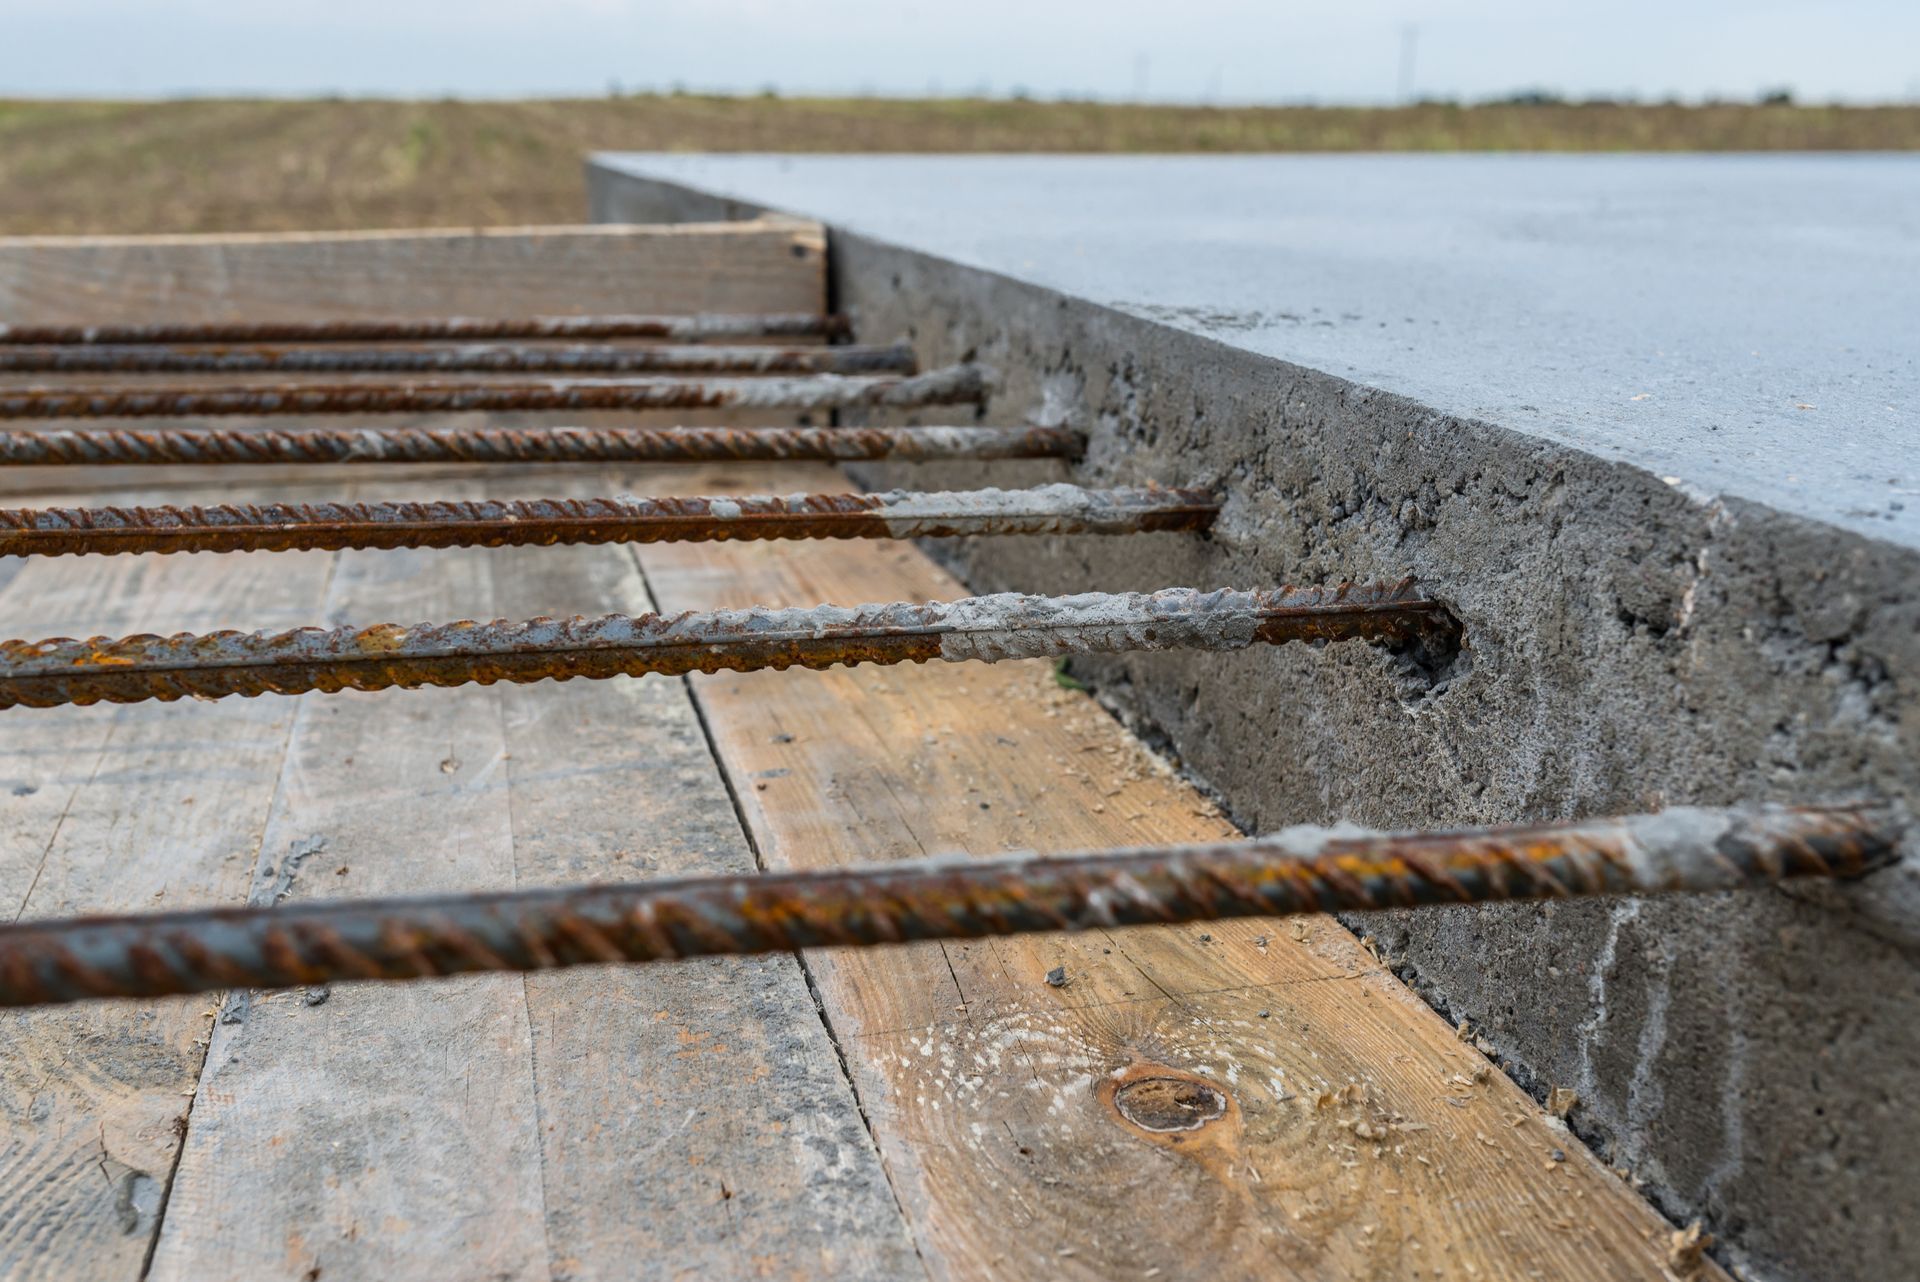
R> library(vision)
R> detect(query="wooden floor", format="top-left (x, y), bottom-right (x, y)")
top-left (0, 457), bottom-right (1715, 1280)
top-left (0, 216), bottom-right (1714, 1279)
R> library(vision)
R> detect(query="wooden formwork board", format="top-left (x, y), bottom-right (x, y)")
top-left (0, 221), bottom-right (1711, 1280)
top-left (0, 221), bottom-right (825, 324)
top-left (0, 221), bottom-right (832, 498)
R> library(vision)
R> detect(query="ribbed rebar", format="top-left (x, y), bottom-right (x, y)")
top-left (0, 582), bottom-right (1456, 710)
top-left (0, 313), bottom-right (850, 346)
top-left (0, 342), bottom-right (918, 376)
top-left (0, 367), bottom-right (986, 420)
top-left (0, 804), bottom-right (1893, 1008)
top-left (0, 424), bottom-right (1077, 467)
top-left (0, 485), bottom-right (1218, 558)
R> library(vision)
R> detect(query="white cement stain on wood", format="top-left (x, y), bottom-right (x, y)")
top-left (634, 459), bottom-right (1718, 1281)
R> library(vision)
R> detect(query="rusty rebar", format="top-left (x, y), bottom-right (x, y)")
top-left (0, 485), bottom-right (1218, 558)
top-left (0, 424), bottom-right (1078, 467)
top-left (0, 367), bottom-right (986, 420)
top-left (0, 342), bottom-right (918, 377)
top-left (0, 804), bottom-right (1893, 1008)
top-left (0, 583), bottom-right (1455, 710)
top-left (0, 313), bottom-right (850, 346)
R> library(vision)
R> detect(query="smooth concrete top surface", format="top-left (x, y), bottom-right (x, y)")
top-left (596, 152), bottom-right (1919, 548)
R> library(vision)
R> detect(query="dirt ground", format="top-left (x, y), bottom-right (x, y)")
top-left (1, 96), bottom-right (1914, 236)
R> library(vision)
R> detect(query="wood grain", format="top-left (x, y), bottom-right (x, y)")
top-left (0, 510), bottom-right (336, 1280)
top-left (0, 220), bottom-right (830, 495)
top-left (0, 438), bottom-right (1709, 1277)
top-left (141, 473), bottom-right (915, 1281)
top-left (0, 218), bottom-right (911, 1278)
top-left (0, 219), bottom-right (829, 499)
top-left (143, 481), bottom-right (551, 1281)
top-left (490, 507), bottom-right (919, 1281)
top-left (0, 221), bottom-right (824, 325)
top-left (634, 461), bottom-right (1718, 1282)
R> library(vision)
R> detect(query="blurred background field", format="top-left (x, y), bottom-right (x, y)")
top-left (3, 95), bottom-right (1915, 236)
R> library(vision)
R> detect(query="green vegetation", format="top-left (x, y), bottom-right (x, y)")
top-left (1, 96), bottom-right (1912, 235)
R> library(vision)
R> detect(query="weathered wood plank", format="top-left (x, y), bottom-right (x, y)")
top-left (487, 508), bottom-right (920, 1280)
top-left (635, 461), bottom-right (1716, 1281)
top-left (0, 513), bottom-right (337, 1280)
top-left (144, 472), bottom-right (916, 1280)
top-left (0, 221), bottom-right (824, 324)
top-left (142, 481), bottom-right (551, 1281)
top-left (0, 217), bottom-right (852, 1277)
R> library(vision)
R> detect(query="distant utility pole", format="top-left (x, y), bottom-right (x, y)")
top-left (1132, 52), bottom-right (1150, 101)
top-left (1398, 25), bottom-right (1419, 104)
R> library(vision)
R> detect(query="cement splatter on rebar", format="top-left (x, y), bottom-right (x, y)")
top-left (0, 485), bottom-right (1218, 558)
top-left (0, 366), bottom-right (989, 420)
top-left (0, 582), bottom-right (1453, 709)
top-left (0, 424), bottom-right (1079, 467)
top-left (0, 804), bottom-right (1892, 1007)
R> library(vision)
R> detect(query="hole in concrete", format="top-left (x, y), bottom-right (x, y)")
top-left (1385, 600), bottom-right (1470, 703)
top-left (1112, 1076), bottom-right (1228, 1132)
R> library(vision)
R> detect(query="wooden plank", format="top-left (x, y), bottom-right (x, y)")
top-left (146, 472), bottom-right (917, 1280)
top-left (0, 506), bottom-right (337, 1280)
top-left (139, 480), bottom-right (550, 1281)
top-left (635, 461), bottom-right (1716, 1281)
top-left (490, 526), bottom-right (919, 1281)
top-left (0, 221), bottom-right (824, 324)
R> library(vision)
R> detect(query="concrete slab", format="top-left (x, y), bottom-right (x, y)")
top-left (592, 152), bottom-right (1919, 550)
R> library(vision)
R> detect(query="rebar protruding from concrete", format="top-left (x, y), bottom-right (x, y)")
top-left (0, 342), bottom-right (919, 377)
top-left (0, 313), bottom-right (850, 346)
top-left (0, 485), bottom-right (1219, 558)
top-left (0, 424), bottom-right (1077, 468)
top-left (0, 805), bottom-right (1893, 1008)
top-left (0, 582), bottom-right (1454, 710)
top-left (0, 367), bottom-right (987, 420)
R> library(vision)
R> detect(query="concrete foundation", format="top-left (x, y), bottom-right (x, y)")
top-left (590, 157), bottom-right (1920, 1282)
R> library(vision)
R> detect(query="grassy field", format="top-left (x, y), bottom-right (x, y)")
top-left (1, 96), bottom-right (1914, 236)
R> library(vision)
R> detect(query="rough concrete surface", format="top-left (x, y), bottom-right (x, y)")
top-left (591, 157), bottom-right (1920, 1282)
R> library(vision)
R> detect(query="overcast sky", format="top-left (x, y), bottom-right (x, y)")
top-left (6, 0), bottom-right (1917, 104)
